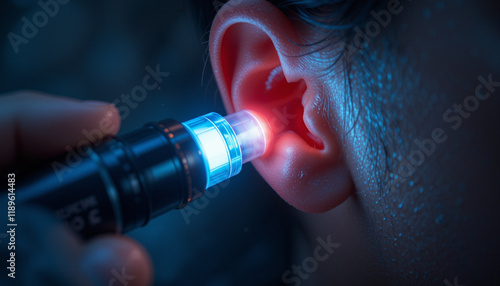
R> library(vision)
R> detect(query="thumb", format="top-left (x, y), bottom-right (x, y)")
top-left (80, 236), bottom-right (153, 286)
top-left (0, 91), bottom-right (121, 171)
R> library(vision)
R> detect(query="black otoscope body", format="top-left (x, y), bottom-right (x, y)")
top-left (10, 111), bottom-right (268, 238)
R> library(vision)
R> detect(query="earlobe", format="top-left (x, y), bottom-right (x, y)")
top-left (209, 0), bottom-right (354, 213)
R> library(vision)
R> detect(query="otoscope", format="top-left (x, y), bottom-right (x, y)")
top-left (13, 110), bottom-right (270, 238)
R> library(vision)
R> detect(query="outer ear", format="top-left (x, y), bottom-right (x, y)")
top-left (209, 0), bottom-right (353, 213)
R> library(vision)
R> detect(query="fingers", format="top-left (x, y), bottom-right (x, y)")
top-left (1, 206), bottom-right (153, 286)
top-left (81, 236), bottom-right (153, 286)
top-left (0, 92), bottom-right (152, 285)
top-left (0, 91), bottom-right (121, 171)
top-left (0, 92), bottom-right (152, 284)
top-left (2, 206), bottom-right (92, 286)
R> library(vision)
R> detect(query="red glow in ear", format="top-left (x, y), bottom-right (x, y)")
top-left (209, 0), bottom-right (354, 213)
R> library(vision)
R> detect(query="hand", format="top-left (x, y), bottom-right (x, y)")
top-left (0, 91), bottom-right (153, 286)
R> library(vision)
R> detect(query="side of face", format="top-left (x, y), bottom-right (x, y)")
top-left (209, 0), bottom-right (500, 284)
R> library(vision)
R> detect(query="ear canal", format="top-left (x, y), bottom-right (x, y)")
top-left (221, 23), bottom-right (324, 150)
top-left (260, 68), bottom-right (324, 150)
top-left (210, 0), bottom-right (354, 213)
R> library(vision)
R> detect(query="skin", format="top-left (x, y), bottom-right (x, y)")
top-left (1, 1), bottom-right (498, 284)
top-left (0, 92), bottom-right (152, 286)
top-left (210, 0), bottom-right (500, 284)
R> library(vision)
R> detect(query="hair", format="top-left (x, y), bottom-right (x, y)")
top-left (194, 0), bottom-right (397, 187)
top-left (195, 0), bottom-right (383, 60)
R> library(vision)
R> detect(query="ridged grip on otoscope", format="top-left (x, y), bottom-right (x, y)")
top-left (16, 120), bottom-right (206, 238)
top-left (12, 110), bottom-right (268, 238)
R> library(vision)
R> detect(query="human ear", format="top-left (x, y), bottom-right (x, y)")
top-left (209, 0), bottom-right (353, 212)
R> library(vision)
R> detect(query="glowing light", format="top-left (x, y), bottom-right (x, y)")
top-left (225, 110), bottom-right (269, 163)
top-left (182, 110), bottom-right (268, 188)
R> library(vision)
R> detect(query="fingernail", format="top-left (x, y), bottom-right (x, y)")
top-left (80, 237), bottom-right (152, 286)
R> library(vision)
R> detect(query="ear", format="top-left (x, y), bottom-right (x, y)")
top-left (209, 0), bottom-right (353, 213)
